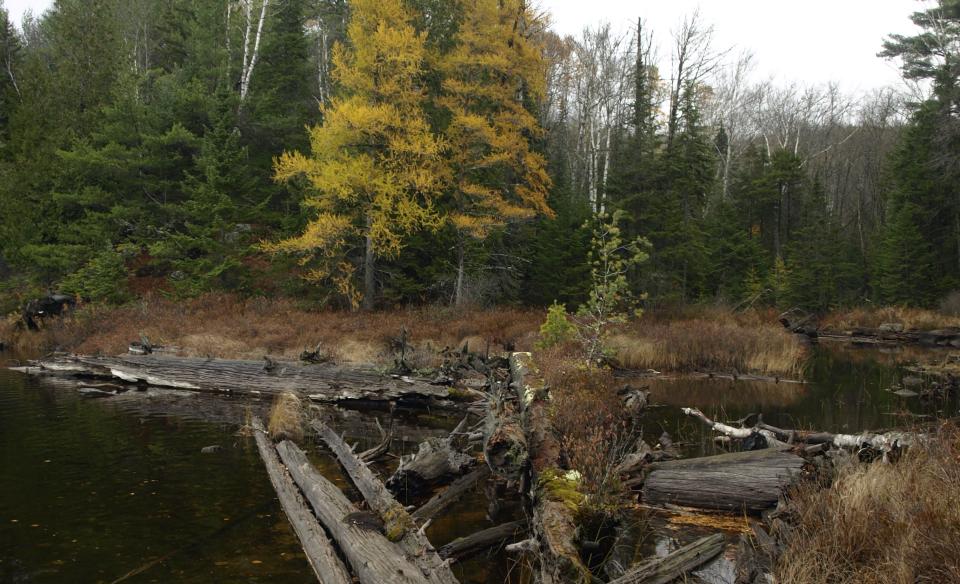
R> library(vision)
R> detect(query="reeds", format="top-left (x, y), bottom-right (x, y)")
top-left (821, 306), bottom-right (960, 331)
top-left (267, 392), bottom-right (304, 442)
top-left (776, 423), bottom-right (960, 583)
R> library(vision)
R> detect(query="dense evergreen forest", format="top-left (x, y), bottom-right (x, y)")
top-left (0, 0), bottom-right (957, 313)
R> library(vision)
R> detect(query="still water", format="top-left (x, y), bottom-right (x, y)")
top-left (1, 344), bottom-right (956, 583)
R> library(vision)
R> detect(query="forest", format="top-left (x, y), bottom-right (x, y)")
top-left (0, 0), bottom-right (956, 314)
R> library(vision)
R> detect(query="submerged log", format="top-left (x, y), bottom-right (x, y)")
top-left (642, 449), bottom-right (804, 514)
top-left (17, 354), bottom-right (456, 405)
top-left (438, 519), bottom-right (528, 562)
top-left (250, 419), bottom-right (351, 584)
top-left (310, 420), bottom-right (459, 584)
top-left (412, 464), bottom-right (491, 522)
top-left (276, 440), bottom-right (433, 584)
top-left (509, 352), bottom-right (591, 584)
top-left (607, 533), bottom-right (725, 584)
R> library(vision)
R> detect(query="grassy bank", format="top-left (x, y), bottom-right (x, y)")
top-left (777, 423), bottom-right (960, 583)
top-left (610, 308), bottom-right (807, 378)
top-left (821, 306), bottom-right (960, 331)
top-left (1, 294), bottom-right (543, 367)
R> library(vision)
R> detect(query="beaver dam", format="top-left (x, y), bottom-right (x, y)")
top-left (2, 343), bottom-right (957, 583)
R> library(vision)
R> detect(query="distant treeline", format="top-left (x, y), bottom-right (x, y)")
top-left (0, 0), bottom-right (957, 312)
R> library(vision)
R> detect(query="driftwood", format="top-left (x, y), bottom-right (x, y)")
top-left (412, 464), bottom-right (491, 522)
top-left (388, 416), bottom-right (475, 497)
top-left (17, 354), bottom-right (456, 405)
top-left (360, 417), bottom-right (394, 462)
top-left (509, 352), bottom-right (591, 584)
top-left (438, 519), bottom-right (529, 562)
top-left (310, 420), bottom-right (459, 584)
top-left (250, 419), bottom-right (351, 584)
top-left (607, 533), bottom-right (725, 584)
top-left (683, 407), bottom-right (921, 458)
top-left (642, 448), bottom-right (805, 513)
top-left (276, 440), bottom-right (433, 584)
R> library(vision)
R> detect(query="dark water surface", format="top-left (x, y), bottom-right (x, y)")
top-left (0, 367), bottom-right (513, 584)
top-left (2, 343), bottom-right (957, 583)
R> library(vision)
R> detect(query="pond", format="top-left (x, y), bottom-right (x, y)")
top-left (1, 343), bottom-right (956, 583)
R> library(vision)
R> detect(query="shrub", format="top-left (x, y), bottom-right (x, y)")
top-left (59, 249), bottom-right (131, 304)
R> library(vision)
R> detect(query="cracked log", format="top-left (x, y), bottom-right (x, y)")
top-left (16, 354), bottom-right (456, 405)
top-left (251, 418), bottom-right (351, 584)
top-left (274, 439), bottom-right (429, 584)
top-left (642, 448), bottom-right (805, 514)
top-left (310, 420), bottom-right (459, 584)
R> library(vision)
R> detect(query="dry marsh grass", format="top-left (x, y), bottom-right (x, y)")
top-left (776, 424), bottom-right (960, 584)
top-left (267, 392), bottom-right (304, 442)
top-left (822, 306), bottom-right (960, 331)
top-left (3, 294), bottom-right (544, 365)
top-left (609, 317), bottom-right (806, 377)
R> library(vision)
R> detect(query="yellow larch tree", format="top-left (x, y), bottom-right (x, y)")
top-left (264, 0), bottom-right (446, 310)
top-left (439, 0), bottom-right (554, 306)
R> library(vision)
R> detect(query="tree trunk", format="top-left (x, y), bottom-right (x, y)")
top-left (363, 215), bottom-right (376, 311)
top-left (454, 240), bottom-right (466, 308)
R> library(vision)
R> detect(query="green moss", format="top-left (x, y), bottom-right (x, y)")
top-left (538, 468), bottom-right (585, 513)
top-left (382, 504), bottom-right (415, 542)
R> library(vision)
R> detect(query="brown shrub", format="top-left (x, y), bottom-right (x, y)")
top-left (776, 424), bottom-right (960, 584)
top-left (608, 317), bottom-right (806, 377)
top-left (4, 293), bottom-right (544, 365)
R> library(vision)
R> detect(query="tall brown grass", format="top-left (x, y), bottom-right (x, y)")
top-left (608, 317), bottom-right (806, 377)
top-left (776, 423), bottom-right (960, 583)
top-left (267, 392), bottom-right (304, 442)
top-left (821, 306), bottom-right (960, 331)
top-left (3, 293), bottom-right (544, 365)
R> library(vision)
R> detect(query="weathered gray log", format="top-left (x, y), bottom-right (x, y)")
top-left (387, 432), bottom-right (475, 496)
top-left (360, 417), bottom-right (393, 462)
top-left (275, 440), bottom-right (432, 584)
top-left (608, 533), bottom-right (725, 584)
top-left (310, 420), bottom-right (459, 584)
top-left (250, 419), bottom-right (352, 584)
top-left (17, 354), bottom-right (456, 404)
top-left (412, 464), bottom-right (491, 522)
top-left (438, 520), bottom-right (529, 562)
top-left (642, 449), bottom-right (804, 514)
top-left (510, 352), bottom-right (591, 584)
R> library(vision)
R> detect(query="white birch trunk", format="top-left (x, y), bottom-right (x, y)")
top-left (239, 0), bottom-right (269, 105)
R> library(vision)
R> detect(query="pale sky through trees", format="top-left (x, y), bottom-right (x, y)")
top-left (7, 0), bottom-right (928, 91)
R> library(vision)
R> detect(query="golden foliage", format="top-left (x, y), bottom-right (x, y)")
top-left (439, 0), bottom-right (554, 239)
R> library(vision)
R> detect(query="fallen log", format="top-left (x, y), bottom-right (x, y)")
top-left (16, 354), bottom-right (457, 405)
top-left (310, 420), bottom-right (459, 584)
top-left (438, 519), bottom-right (529, 562)
top-left (509, 352), bottom-right (591, 584)
top-left (360, 417), bottom-right (393, 462)
top-left (683, 408), bottom-right (922, 458)
top-left (276, 440), bottom-right (432, 584)
top-left (642, 449), bottom-right (804, 514)
top-left (387, 416), bottom-right (475, 497)
top-left (250, 419), bottom-right (352, 584)
top-left (483, 379), bottom-right (528, 483)
top-left (607, 533), bottom-right (725, 584)
top-left (412, 465), bottom-right (491, 522)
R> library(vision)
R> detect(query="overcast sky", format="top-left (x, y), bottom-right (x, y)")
top-left (6, 0), bottom-right (927, 91)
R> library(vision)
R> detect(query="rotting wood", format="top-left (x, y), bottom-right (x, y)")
top-left (310, 420), bottom-right (459, 584)
top-left (438, 519), bottom-right (528, 562)
top-left (276, 440), bottom-right (432, 584)
top-left (16, 354), bottom-right (458, 405)
top-left (388, 416), bottom-right (475, 497)
top-left (642, 449), bottom-right (804, 514)
top-left (607, 533), bottom-right (725, 584)
top-left (483, 378), bottom-right (528, 483)
top-left (250, 419), bottom-right (351, 584)
top-left (412, 465), bottom-right (491, 522)
top-left (509, 352), bottom-right (592, 584)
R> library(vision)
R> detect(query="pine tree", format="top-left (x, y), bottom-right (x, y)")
top-left (267, 0), bottom-right (445, 310)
